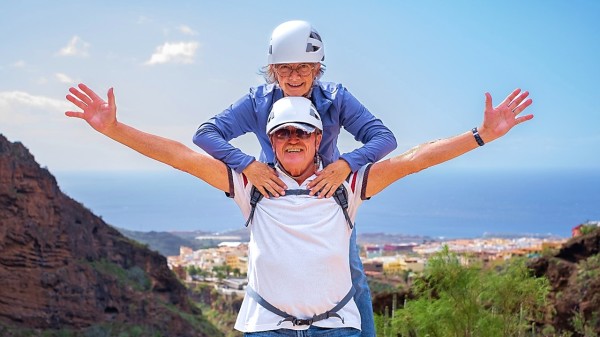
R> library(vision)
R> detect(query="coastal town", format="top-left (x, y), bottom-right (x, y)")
top-left (167, 221), bottom-right (599, 292)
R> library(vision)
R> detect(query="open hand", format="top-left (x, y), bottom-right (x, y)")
top-left (479, 88), bottom-right (534, 142)
top-left (307, 159), bottom-right (351, 198)
top-left (65, 83), bottom-right (117, 134)
top-left (243, 161), bottom-right (287, 198)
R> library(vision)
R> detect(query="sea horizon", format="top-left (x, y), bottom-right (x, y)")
top-left (53, 167), bottom-right (600, 239)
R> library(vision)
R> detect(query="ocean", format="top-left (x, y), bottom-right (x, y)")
top-left (53, 168), bottom-right (600, 239)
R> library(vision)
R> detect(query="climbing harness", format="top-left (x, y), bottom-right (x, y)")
top-left (243, 185), bottom-right (354, 230)
top-left (246, 286), bottom-right (356, 326)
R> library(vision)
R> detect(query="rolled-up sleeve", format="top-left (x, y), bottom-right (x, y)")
top-left (193, 95), bottom-right (257, 174)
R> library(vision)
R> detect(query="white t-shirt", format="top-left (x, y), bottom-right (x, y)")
top-left (230, 164), bottom-right (370, 333)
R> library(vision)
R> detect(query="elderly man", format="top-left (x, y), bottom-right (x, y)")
top-left (65, 84), bottom-right (532, 336)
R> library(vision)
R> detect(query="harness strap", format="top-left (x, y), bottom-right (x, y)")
top-left (244, 186), bottom-right (354, 229)
top-left (333, 185), bottom-right (354, 230)
top-left (244, 187), bottom-right (264, 227)
top-left (246, 286), bottom-right (356, 326)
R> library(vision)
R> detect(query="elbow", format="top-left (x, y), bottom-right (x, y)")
top-left (193, 123), bottom-right (218, 148)
top-left (388, 132), bottom-right (398, 151)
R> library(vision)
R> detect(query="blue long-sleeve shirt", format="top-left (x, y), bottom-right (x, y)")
top-left (193, 81), bottom-right (397, 173)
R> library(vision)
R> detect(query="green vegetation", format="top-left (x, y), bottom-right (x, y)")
top-left (160, 301), bottom-right (224, 337)
top-left (375, 246), bottom-right (550, 337)
top-left (579, 225), bottom-right (600, 236)
top-left (85, 259), bottom-right (151, 291)
top-left (0, 324), bottom-right (164, 337)
top-left (196, 303), bottom-right (242, 337)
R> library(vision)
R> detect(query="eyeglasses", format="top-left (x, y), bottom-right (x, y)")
top-left (273, 128), bottom-right (314, 140)
top-left (274, 63), bottom-right (314, 77)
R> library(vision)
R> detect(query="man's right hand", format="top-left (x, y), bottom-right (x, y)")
top-left (243, 161), bottom-right (287, 198)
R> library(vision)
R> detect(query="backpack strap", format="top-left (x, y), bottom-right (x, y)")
top-left (246, 285), bottom-right (355, 326)
top-left (244, 186), bottom-right (264, 227)
top-left (332, 185), bottom-right (354, 230)
top-left (244, 184), bottom-right (354, 230)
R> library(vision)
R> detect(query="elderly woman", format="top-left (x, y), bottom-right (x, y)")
top-left (193, 20), bottom-right (397, 336)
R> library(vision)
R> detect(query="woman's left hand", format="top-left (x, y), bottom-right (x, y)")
top-left (308, 159), bottom-right (352, 198)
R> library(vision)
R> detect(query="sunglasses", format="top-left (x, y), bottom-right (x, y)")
top-left (273, 128), bottom-right (314, 140)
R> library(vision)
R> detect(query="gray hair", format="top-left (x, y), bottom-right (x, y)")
top-left (259, 63), bottom-right (326, 84)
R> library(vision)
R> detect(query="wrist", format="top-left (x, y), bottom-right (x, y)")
top-left (471, 127), bottom-right (485, 146)
top-left (338, 158), bottom-right (351, 171)
top-left (241, 158), bottom-right (257, 174)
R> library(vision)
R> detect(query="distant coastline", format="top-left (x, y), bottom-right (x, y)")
top-left (56, 169), bottom-right (599, 239)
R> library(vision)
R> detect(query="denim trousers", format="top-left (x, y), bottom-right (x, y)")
top-left (244, 326), bottom-right (361, 337)
top-left (349, 226), bottom-right (375, 337)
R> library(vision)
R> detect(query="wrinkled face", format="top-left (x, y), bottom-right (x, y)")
top-left (273, 63), bottom-right (321, 97)
top-left (270, 126), bottom-right (322, 178)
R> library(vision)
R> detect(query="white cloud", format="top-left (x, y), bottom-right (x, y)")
top-left (145, 41), bottom-right (199, 65)
top-left (0, 91), bottom-right (71, 112)
top-left (55, 73), bottom-right (75, 84)
top-left (178, 25), bottom-right (198, 36)
top-left (58, 36), bottom-right (90, 57)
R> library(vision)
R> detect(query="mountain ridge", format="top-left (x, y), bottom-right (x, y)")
top-left (0, 133), bottom-right (220, 336)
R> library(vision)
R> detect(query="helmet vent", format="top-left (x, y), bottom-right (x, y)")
top-left (306, 43), bottom-right (322, 53)
top-left (309, 108), bottom-right (320, 120)
top-left (310, 31), bottom-right (322, 42)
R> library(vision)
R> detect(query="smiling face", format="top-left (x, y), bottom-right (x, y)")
top-left (273, 63), bottom-right (321, 97)
top-left (270, 126), bottom-right (322, 182)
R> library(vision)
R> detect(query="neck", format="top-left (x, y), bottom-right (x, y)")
top-left (277, 162), bottom-right (318, 185)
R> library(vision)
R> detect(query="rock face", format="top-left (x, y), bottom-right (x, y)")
top-left (0, 134), bottom-right (215, 336)
top-left (530, 228), bottom-right (600, 335)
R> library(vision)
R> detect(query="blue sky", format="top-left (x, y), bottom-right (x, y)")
top-left (1, 1), bottom-right (599, 173)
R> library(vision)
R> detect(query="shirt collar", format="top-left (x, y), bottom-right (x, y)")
top-left (274, 161), bottom-right (323, 189)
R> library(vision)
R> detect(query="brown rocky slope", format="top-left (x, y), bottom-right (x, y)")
top-left (0, 134), bottom-right (220, 336)
top-left (529, 227), bottom-right (600, 334)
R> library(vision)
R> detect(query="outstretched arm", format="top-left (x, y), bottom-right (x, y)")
top-left (366, 88), bottom-right (534, 198)
top-left (65, 84), bottom-right (230, 193)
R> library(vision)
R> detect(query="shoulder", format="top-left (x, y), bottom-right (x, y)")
top-left (249, 83), bottom-right (277, 98)
top-left (314, 81), bottom-right (344, 100)
top-left (247, 83), bottom-right (283, 112)
top-left (350, 164), bottom-right (373, 201)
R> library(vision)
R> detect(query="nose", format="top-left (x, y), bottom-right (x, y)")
top-left (288, 69), bottom-right (302, 79)
top-left (288, 133), bottom-right (300, 141)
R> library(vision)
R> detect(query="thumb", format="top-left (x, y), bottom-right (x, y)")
top-left (484, 92), bottom-right (493, 111)
top-left (108, 87), bottom-right (116, 110)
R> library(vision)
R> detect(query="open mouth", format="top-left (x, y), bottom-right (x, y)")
top-left (286, 148), bottom-right (302, 153)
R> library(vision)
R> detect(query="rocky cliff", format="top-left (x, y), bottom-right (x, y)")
top-left (530, 228), bottom-right (600, 335)
top-left (0, 134), bottom-right (220, 336)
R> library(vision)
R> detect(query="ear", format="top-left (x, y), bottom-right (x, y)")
top-left (315, 132), bottom-right (323, 150)
top-left (270, 134), bottom-right (278, 157)
top-left (313, 63), bottom-right (321, 78)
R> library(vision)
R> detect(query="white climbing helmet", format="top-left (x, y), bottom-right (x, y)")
top-left (266, 97), bottom-right (323, 134)
top-left (267, 20), bottom-right (325, 64)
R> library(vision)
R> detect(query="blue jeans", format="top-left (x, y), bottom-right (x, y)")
top-left (349, 226), bottom-right (375, 337)
top-left (244, 326), bottom-right (361, 337)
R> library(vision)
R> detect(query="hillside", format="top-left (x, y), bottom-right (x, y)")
top-left (0, 134), bottom-right (221, 336)
top-left (529, 226), bottom-right (600, 334)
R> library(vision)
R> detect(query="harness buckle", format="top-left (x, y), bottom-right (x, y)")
top-left (293, 318), bottom-right (313, 326)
